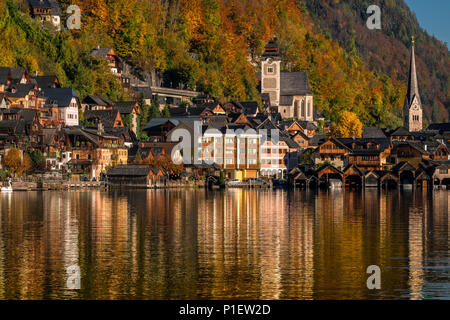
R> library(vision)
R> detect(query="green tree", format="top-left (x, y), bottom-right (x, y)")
top-left (29, 149), bottom-right (46, 171)
top-left (162, 105), bottom-right (171, 117)
top-left (150, 94), bottom-right (161, 119)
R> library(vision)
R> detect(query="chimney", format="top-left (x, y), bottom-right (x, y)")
top-left (424, 144), bottom-right (427, 151)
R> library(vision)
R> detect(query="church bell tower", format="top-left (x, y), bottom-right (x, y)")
top-left (261, 39), bottom-right (281, 107)
top-left (404, 37), bottom-right (423, 132)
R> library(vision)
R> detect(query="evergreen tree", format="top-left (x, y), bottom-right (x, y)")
top-left (150, 94), bottom-right (161, 119)
top-left (162, 105), bottom-right (171, 118)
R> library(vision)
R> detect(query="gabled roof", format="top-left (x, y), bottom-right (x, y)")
top-left (239, 101), bottom-right (259, 115)
top-left (315, 164), bottom-right (344, 175)
top-left (256, 72), bottom-right (312, 97)
top-left (291, 130), bottom-right (310, 141)
top-left (428, 123), bottom-right (450, 133)
top-left (90, 47), bottom-right (115, 59)
top-left (143, 117), bottom-right (201, 132)
top-left (227, 112), bottom-right (249, 124)
top-left (31, 75), bottom-right (60, 89)
top-left (337, 138), bottom-right (391, 155)
top-left (8, 67), bottom-right (27, 83)
top-left (83, 95), bottom-right (114, 107)
top-left (309, 134), bottom-right (327, 146)
top-left (280, 132), bottom-right (300, 149)
top-left (0, 68), bottom-right (10, 85)
top-left (41, 88), bottom-right (78, 107)
top-left (316, 137), bottom-right (352, 151)
top-left (390, 126), bottom-right (411, 136)
top-left (28, 0), bottom-right (52, 9)
top-left (107, 165), bottom-right (152, 177)
top-left (115, 101), bottom-right (139, 115)
top-left (343, 164), bottom-right (364, 176)
top-left (280, 72), bottom-right (312, 96)
top-left (6, 84), bottom-right (36, 98)
top-left (363, 127), bottom-right (387, 139)
top-left (391, 161), bottom-right (416, 173)
top-left (84, 109), bottom-right (122, 128)
top-left (392, 140), bottom-right (431, 155)
top-left (298, 121), bottom-right (317, 131)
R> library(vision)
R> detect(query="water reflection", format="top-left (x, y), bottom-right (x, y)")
top-left (0, 189), bottom-right (448, 300)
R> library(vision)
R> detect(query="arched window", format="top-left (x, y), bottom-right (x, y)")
top-left (301, 100), bottom-right (305, 118)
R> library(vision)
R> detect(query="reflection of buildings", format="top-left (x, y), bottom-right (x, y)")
top-left (408, 199), bottom-right (425, 299)
top-left (0, 189), bottom-right (448, 299)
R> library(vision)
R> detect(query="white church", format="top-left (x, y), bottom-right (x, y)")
top-left (257, 39), bottom-right (314, 121)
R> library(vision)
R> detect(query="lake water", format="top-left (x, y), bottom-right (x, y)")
top-left (0, 189), bottom-right (448, 300)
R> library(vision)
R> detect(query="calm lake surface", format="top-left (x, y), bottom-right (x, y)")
top-left (0, 189), bottom-right (448, 300)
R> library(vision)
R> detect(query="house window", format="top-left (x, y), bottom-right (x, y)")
top-left (267, 66), bottom-right (274, 74)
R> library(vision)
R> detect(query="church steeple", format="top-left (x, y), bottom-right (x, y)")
top-left (404, 37), bottom-right (423, 132)
top-left (405, 36), bottom-right (421, 107)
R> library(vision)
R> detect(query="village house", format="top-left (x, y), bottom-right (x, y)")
top-left (63, 126), bottom-right (128, 179)
top-left (390, 141), bottom-right (449, 166)
top-left (314, 138), bottom-right (351, 169)
top-left (40, 88), bottom-right (80, 126)
top-left (28, 0), bottom-right (62, 31)
top-left (4, 84), bottom-right (43, 109)
top-left (91, 47), bottom-right (122, 76)
top-left (83, 109), bottom-right (124, 129)
top-left (82, 95), bottom-right (115, 111)
top-left (114, 101), bottom-right (141, 135)
top-left (106, 165), bottom-right (165, 187)
top-left (336, 138), bottom-right (392, 171)
top-left (136, 141), bottom-right (183, 165)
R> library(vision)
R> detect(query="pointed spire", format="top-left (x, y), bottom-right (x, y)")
top-left (405, 36), bottom-right (420, 107)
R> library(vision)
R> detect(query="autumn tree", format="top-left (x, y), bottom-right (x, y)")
top-left (2, 148), bottom-right (30, 176)
top-left (143, 153), bottom-right (183, 176)
top-left (332, 111), bottom-right (363, 138)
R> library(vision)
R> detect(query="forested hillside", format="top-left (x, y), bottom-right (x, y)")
top-left (305, 0), bottom-right (449, 124)
top-left (0, 0), bottom-right (448, 128)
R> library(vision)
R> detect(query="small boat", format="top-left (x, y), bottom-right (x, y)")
top-left (1, 178), bottom-right (13, 192)
top-left (329, 179), bottom-right (343, 189)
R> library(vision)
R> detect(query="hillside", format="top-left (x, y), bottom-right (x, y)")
top-left (305, 0), bottom-right (450, 123)
top-left (0, 0), bottom-right (448, 128)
